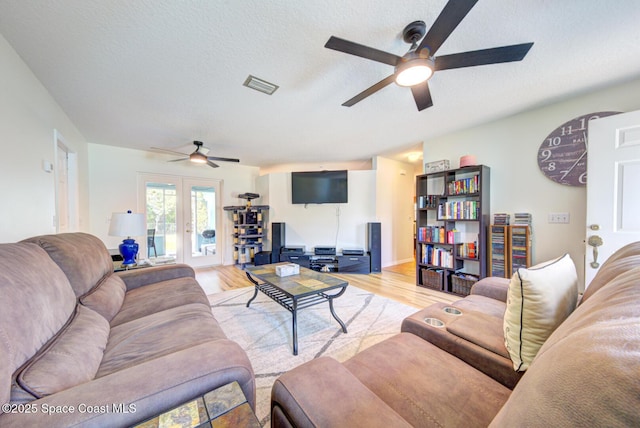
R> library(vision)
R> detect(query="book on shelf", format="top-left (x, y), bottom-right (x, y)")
top-left (417, 195), bottom-right (440, 209)
top-left (447, 175), bottom-right (480, 195)
top-left (420, 244), bottom-right (455, 268)
top-left (438, 201), bottom-right (479, 220)
top-left (457, 242), bottom-right (477, 259)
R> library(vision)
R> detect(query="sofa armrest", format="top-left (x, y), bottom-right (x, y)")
top-left (470, 277), bottom-right (510, 302)
top-left (116, 264), bottom-right (195, 291)
top-left (271, 357), bottom-right (411, 428)
top-left (0, 340), bottom-right (254, 428)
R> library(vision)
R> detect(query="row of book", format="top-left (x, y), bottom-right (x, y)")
top-left (420, 244), bottom-right (456, 268)
top-left (417, 195), bottom-right (439, 209)
top-left (438, 201), bottom-right (479, 220)
top-left (457, 242), bottom-right (477, 259)
top-left (447, 176), bottom-right (480, 195)
top-left (417, 226), bottom-right (460, 244)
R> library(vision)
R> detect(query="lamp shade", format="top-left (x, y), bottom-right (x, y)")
top-left (109, 210), bottom-right (146, 237)
top-left (395, 53), bottom-right (434, 87)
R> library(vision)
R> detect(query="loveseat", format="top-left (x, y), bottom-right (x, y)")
top-left (0, 232), bottom-right (255, 427)
top-left (271, 242), bottom-right (640, 427)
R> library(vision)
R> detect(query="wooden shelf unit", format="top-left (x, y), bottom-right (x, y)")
top-left (510, 225), bottom-right (532, 273)
top-left (489, 224), bottom-right (511, 278)
top-left (415, 165), bottom-right (490, 295)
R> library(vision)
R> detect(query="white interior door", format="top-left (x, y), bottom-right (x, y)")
top-left (585, 109), bottom-right (640, 287)
top-left (54, 130), bottom-right (79, 232)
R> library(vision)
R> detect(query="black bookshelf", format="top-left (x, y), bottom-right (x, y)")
top-left (415, 165), bottom-right (490, 295)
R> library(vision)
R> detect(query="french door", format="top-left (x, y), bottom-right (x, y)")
top-left (138, 174), bottom-right (223, 267)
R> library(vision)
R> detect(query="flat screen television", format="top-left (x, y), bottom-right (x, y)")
top-left (291, 170), bottom-right (348, 204)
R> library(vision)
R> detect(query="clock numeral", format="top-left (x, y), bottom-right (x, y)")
top-left (547, 162), bottom-right (556, 172)
top-left (579, 172), bottom-right (587, 184)
top-left (540, 149), bottom-right (552, 162)
top-left (546, 136), bottom-right (561, 147)
top-left (561, 125), bottom-right (573, 136)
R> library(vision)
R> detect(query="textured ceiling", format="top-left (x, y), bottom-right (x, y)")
top-left (1, 0), bottom-right (640, 168)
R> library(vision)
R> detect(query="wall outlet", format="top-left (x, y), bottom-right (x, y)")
top-left (548, 212), bottom-right (570, 224)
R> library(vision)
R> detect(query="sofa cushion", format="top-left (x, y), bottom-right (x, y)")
top-left (14, 305), bottom-right (109, 399)
top-left (97, 303), bottom-right (227, 378)
top-left (491, 267), bottom-right (640, 427)
top-left (448, 311), bottom-right (509, 358)
top-left (344, 333), bottom-right (511, 427)
top-left (80, 275), bottom-right (126, 321)
top-left (110, 276), bottom-right (210, 326)
top-left (503, 254), bottom-right (578, 371)
top-left (453, 294), bottom-right (506, 319)
top-left (21, 233), bottom-right (113, 298)
top-left (0, 243), bottom-right (76, 408)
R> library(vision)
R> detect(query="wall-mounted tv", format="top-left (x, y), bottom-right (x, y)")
top-left (291, 170), bottom-right (348, 204)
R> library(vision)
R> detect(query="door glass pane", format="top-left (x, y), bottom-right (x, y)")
top-left (191, 186), bottom-right (216, 257)
top-left (146, 182), bottom-right (177, 263)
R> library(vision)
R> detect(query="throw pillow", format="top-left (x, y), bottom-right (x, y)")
top-left (15, 305), bottom-right (109, 398)
top-left (503, 253), bottom-right (578, 371)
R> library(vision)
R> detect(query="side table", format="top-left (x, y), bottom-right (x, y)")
top-left (132, 381), bottom-right (259, 428)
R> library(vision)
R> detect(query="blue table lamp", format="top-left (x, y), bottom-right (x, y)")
top-left (109, 210), bottom-right (146, 266)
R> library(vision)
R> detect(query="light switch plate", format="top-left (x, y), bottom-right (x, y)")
top-left (548, 212), bottom-right (570, 224)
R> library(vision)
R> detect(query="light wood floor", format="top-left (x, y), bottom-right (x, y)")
top-left (195, 260), bottom-right (456, 309)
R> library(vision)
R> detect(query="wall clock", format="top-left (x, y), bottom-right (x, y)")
top-left (537, 111), bottom-right (622, 186)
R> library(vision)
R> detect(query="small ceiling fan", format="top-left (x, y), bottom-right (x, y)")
top-left (151, 141), bottom-right (240, 168)
top-left (324, 0), bottom-right (534, 111)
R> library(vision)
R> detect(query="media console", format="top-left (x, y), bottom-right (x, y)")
top-left (279, 253), bottom-right (371, 274)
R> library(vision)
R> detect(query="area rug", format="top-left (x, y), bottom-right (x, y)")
top-left (209, 285), bottom-right (418, 426)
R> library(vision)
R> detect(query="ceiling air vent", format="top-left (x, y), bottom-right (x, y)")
top-left (243, 75), bottom-right (279, 95)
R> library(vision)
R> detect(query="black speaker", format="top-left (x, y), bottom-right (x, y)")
top-left (254, 251), bottom-right (272, 266)
top-left (271, 222), bottom-right (286, 263)
top-left (367, 222), bottom-right (382, 273)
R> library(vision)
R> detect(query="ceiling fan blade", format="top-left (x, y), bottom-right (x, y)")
top-left (342, 75), bottom-right (396, 107)
top-left (206, 160), bottom-right (219, 168)
top-left (411, 81), bottom-right (434, 111)
top-left (150, 146), bottom-right (190, 156)
top-left (206, 156), bottom-right (240, 163)
top-left (417, 0), bottom-right (478, 56)
top-left (167, 157), bottom-right (189, 162)
top-left (325, 36), bottom-right (402, 66)
top-left (435, 43), bottom-right (534, 71)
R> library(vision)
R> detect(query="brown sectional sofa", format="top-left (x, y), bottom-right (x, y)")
top-left (271, 242), bottom-right (640, 427)
top-left (0, 233), bottom-right (255, 427)
top-left (402, 276), bottom-right (522, 389)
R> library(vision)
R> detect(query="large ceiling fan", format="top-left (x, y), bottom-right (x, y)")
top-left (324, 0), bottom-right (534, 111)
top-left (151, 141), bottom-right (240, 168)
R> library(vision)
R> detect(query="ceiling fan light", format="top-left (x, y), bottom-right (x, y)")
top-left (395, 58), bottom-right (434, 87)
top-left (190, 152), bottom-right (207, 164)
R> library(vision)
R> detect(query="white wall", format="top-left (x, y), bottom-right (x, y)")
top-left (259, 170), bottom-right (377, 255)
top-left (87, 144), bottom-right (260, 264)
top-left (0, 34), bottom-right (89, 242)
top-left (423, 77), bottom-right (640, 290)
top-left (374, 156), bottom-right (416, 266)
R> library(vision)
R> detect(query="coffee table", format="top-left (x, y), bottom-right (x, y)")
top-left (245, 263), bottom-right (348, 355)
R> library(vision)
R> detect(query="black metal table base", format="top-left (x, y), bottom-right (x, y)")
top-left (245, 272), bottom-right (348, 355)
